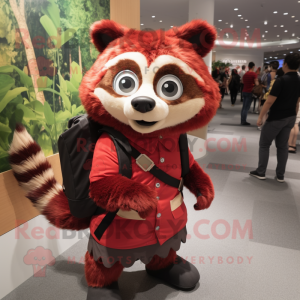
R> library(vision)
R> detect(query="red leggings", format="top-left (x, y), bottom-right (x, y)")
top-left (85, 249), bottom-right (177, 287)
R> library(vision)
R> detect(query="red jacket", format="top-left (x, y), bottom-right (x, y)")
top-left (89, 132), bottom-right (195, 249)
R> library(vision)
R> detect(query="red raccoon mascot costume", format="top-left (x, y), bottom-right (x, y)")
top-left (9, 19), bottom-right (220, 299)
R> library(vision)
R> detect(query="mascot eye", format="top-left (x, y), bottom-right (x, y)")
top-left (156, 75), bottom-right (183, 101)
top-left (113, 70), bottom-right (139, 96)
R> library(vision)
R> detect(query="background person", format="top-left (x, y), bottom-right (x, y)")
top-left (228, 69), bottom-right (241, 106)
top-left (250, 53), bottom-right (300, 182)
top-left (241, 62), bottom-right (259, 125)
top-left (219, 67), bottom-right (228, 108)
top-left (239, 65), bottom-right (246, 101)
top-left (258, 68), bottom-right (285, 130)
top-left (288, 109), bottom-right (300, 153)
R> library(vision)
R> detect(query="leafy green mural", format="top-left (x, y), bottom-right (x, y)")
top-left (0, 0), bottom-right (110, 172)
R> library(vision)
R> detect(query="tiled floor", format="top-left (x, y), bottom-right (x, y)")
top-left (3, 96), bottom-right (300, 300)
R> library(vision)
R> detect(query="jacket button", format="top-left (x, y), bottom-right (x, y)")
top-left (156, 226), bottom-right (160, 231)
top-left (156, 183), bottom-right (160, 188)
top-left (160, 157), bottom-right (165, 163)
top-left (157, 213), bottom-right (161, 218)
top-left (156, 196), bottom-right (160, 200)
top-left (159, 135), bottom-right (163, 139)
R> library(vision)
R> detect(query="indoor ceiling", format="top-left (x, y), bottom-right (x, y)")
top-left (141, 0), bottom-right (300, 58)
top-left (140, 0), bottom-right (189, 31)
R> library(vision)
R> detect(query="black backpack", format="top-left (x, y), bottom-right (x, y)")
top-left (58, 115), bottom-right (190, 237)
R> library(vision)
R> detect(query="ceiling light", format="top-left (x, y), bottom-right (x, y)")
top-left (291, 16), bottom-right (295, 18)
top-left (284, 54), bottom-right (286, 55)
top-left (292, 33), bottom-right (295, 36)
top-left (298, 49), bottom-right (300, 51)
top-left (277, 35), bottom-right (280, 37)
top-left (234, 8), bottom-right (238, 10)
top-left (280, 25), bottom-right (284, 27)
top-left (275, 57), bottom-right (278, 59)
top-left (238, 15), bottom-right (242, 17)
top-left (265, 31), bottom-right (268, 33)
top-left (264, 21), bottom-right (268, 25)
top-left (170, 25), bottom-right (173, 27)
top-left (245, 19), bottom-right (248, 21)
top-left (141, 23), bottom-right (144, 25)
top-left (262, 35), bottom-right (265, 37)
top-left (285, 30), bottom-right (288, 32)
top-left (273, 11), bottom-right (278, 14)
top-left (296, 20), bottom-right (299, 22)
top-left (264, 39), bottom-right (267, 40)
top-left (230, 24), bottom-right (233, 28)
top-left (218, 20), bottom-right (222, 22)
top-left (241, 17), bottom-right (243, 19)
top-left (225, 22), bottom-right (228, 24)
top-left (264, 58), bottom-right (267, 60)
top-left (152, 16), bottom-right (155, 18)
top-left (274, 25), bottom-right (277, 27)
top-left (290, 51), bottom-right (293, 53)
top-left (270, 57), bottom-right (272, 58)
top-left (247, 26), bottom-right (250, 28)
top-left (159, 20), bottom-right (162, 22)
top-left (283, 13), bottom-right (288, 15)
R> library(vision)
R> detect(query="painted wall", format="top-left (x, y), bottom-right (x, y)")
top-left (215, 48), bottom-right (265, 71)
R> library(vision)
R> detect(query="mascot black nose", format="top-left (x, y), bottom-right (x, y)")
top-left (131, 97), bottom-right (156, 113)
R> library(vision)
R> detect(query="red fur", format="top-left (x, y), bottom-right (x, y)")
top-left (15, 123), bottom-right (25, 132)
top-left (26, 178), bottom-right (57, 205)
top-left (89, 174), bottom-right (157, 219)
top-left (80, 20), bottom-right (220, 139)
top-left (90, 19), bottom-right (128, 53)
top-left (9, 142), bottom-right (41, 165)
top-left (42, 190), bottom-right (91, 230)
top-left (166, 19), bottom-right (217, 57)
top-left (13, 161), bottom-right (52, 183)
top-left (184, 161), bottom-right (215, 210)
top-left (85, 251), bottom-right (124, 287)
top-left (146, 249), bottom-right (177, 271)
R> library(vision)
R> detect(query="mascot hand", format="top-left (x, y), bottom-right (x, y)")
top-left (194, 191), bottom-right (212, 210)
top-left (184, 161), bottom-right (215, 211)
top-left (90, 176), bottom-right (157, 218)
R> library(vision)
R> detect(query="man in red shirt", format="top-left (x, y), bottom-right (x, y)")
top-left (241, 62), bottom-right (259, 125)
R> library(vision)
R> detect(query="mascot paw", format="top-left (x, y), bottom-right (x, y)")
top-left (194, 193), bottom-right (213, 210)
top-left (136, 196), bottom-right (158, 219)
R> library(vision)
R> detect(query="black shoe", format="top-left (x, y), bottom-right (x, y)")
top-left (249, 170), bottom-right (266, 180)
top-left (241, 122), bottom-right (251, 126)
top-left (275, 175), bottom-right (285, 183)
top-left (146, 255), bottom-right (200, 291)
top-left (87, 283), bottom-right (121, 300)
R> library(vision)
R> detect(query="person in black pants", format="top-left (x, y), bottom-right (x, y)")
top-left (228, 69), bottom-right (241, 106)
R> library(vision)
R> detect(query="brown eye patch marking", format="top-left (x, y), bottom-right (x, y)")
top-left (96, 59), bottom-right (142, 97)
top-left (153, 64), bottom-right (204, 105)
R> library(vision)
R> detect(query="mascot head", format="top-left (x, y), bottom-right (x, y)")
top-left (79, 19), bottom-right (220, 137)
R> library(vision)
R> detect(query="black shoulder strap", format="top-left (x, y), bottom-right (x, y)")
top-left (94, 128), bottom-right (190, 241)
top-left (94, 127), bottom-right (132, 241)
top-left (99, 126), bottom-right (184, 190)
top-left (179, 133), bottom-right (189, 178)
top-left (100, 128), bottom-right (132, 179)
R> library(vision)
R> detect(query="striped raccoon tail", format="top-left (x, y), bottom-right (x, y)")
top-left (8, 124), bottom-right (90, 230)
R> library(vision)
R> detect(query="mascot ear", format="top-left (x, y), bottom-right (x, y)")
top-left (90, 20), bottom-right (128, 52)
top-left (166, 20), bottom-right (217, 57)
